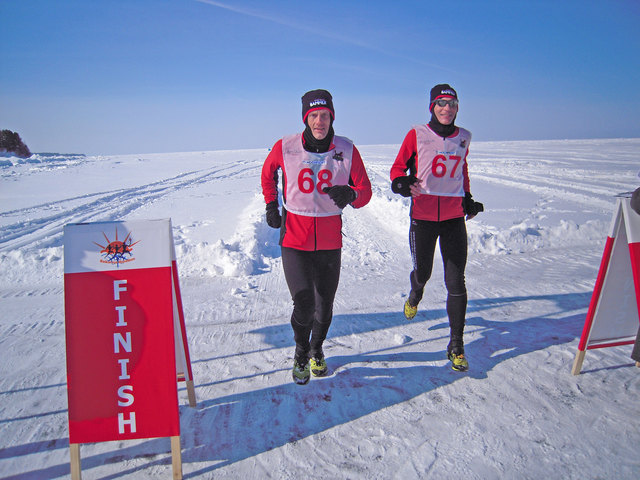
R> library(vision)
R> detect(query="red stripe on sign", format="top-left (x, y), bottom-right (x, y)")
top-left (586, 339), bottom-right (635, 350)
top-left (578, 236), bottom-right (615, 351)
top-left (172, 260), bottom-right (194, 381)
top-left (629, 242), bottom-right (640, 322)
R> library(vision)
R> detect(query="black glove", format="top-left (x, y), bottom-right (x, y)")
top-left (265, 200), bottom-right (281, 228)
top-left (462, 192), bottom-right (484, 216)
top-left (322, 185), bottom-right (357, 209)
top-left (391, 175), bottom-right (418, 197)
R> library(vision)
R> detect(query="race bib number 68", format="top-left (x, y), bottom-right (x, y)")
top-left (298, 168), bottom-right (333, 193)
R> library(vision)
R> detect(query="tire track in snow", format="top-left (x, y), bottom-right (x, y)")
top-left (472, 172), bottom-right (629, 211)
top-left (0, 161), bottom-right (258, 251)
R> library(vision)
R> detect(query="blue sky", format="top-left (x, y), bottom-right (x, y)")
top-left (1, 0), bottom-right (639, 154)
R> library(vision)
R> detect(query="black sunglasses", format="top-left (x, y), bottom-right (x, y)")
top-left (434, 98), bottom-right (458, 108)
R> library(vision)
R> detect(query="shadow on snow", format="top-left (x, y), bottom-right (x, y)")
top-left (10, 291), bottom-right (629, 479)
top-left (179, 291), bottom-right (593, 477)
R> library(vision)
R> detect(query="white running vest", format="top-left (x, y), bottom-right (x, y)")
top-left (414, 124), bottom-right (471, 197)
top-left (282, 133), bottom-right (354, 217)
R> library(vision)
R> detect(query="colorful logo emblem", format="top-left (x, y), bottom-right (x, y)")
top-left (93, 228), bottom-right (140, 266)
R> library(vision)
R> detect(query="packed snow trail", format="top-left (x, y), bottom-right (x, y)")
top-left (0, 139), bottom-right (639, 479)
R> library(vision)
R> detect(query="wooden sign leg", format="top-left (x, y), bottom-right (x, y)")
top-left (70, 443), bottom-right (82, 480)
top-left (171, 435), bottom-right (182, 480)
top-left (571, 350), bottom-right (586, 375)
top-left (186, 380), bottom-right (197, 407)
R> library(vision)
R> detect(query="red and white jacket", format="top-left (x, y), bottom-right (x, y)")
top-left (262, 133), bottom-right (372, 251)
top-left (390, 125), bottom-right (471, 222)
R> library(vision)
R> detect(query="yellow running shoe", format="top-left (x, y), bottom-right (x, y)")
top-left (447, 351), bottom-right (469, 372)
top-left (310, 356), bottom-right (328, 377)
top-left (404, 299), bottom-right (418, 320)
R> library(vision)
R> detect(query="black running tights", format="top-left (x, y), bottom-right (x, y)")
top-left (281, 247), bottom-right (341, 360)
top-left (408, 217), bottom-right (468, 346)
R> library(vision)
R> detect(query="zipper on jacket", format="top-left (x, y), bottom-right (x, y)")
top-left (314, 217), bottom-right (318, 250)
top-left (437, 137), bottom-right (445, 222)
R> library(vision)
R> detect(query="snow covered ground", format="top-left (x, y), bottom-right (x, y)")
top-left (1, 138), bottom-right (639, 479)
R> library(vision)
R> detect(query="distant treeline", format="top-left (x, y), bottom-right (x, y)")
top-left (0, 129), bottom-right (31, 158)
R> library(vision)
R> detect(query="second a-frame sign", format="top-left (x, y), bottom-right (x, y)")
top-left (572, 194), bottom-right (640, 375)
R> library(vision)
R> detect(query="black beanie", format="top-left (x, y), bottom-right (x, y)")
top-left (429, 84), bottom-right (458, 112)
top-left (301, 89), bottom-right (335, 123)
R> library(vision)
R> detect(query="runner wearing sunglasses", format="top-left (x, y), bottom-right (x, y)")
top-left (390, 83), bottom-right (483, 372)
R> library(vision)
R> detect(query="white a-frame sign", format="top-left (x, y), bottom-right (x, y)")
top-left (572, 194), bottom-right (640, 375)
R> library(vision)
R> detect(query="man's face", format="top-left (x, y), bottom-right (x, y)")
top-left (307, 109), bottom-right (332, 140)
top-left (433, 97), bottom-right (458, 126)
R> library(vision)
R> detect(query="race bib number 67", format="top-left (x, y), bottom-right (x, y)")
top-left (432, 154), bottom-right (462, 178)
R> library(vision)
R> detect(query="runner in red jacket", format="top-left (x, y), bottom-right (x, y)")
top-left (261, 89), bottom-right (372, 384)
top-left (390, 83), bottom-right (483, 372)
